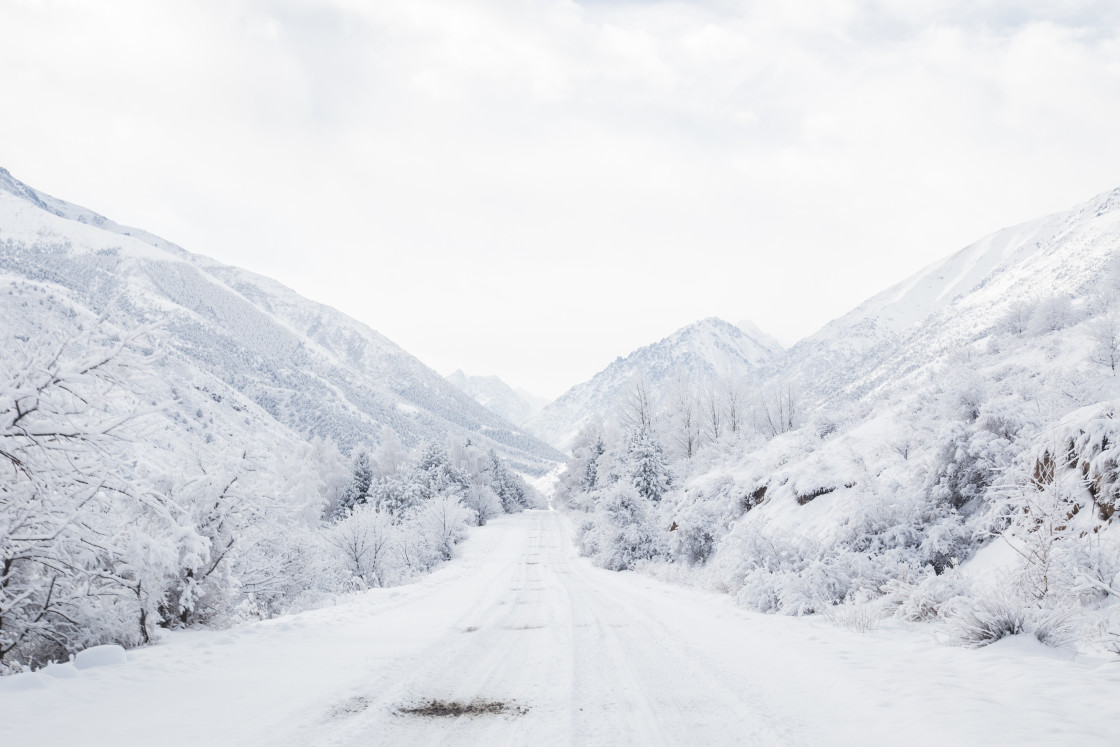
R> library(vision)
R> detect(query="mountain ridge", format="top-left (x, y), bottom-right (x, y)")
top-left (526, 316), bottom-right (782, 449)
top-left (446, 369), bottom-right (548, 427)
top-left (0, 167), bottom-right (563, 471)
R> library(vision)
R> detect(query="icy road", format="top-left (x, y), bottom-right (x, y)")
top-left (3, 511), bottom-right (1118, 746)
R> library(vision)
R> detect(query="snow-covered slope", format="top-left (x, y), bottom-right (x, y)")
top-left (736, 319), bottom-right (785, 355)
top-left (528, 317), bottom-right (782, 449)
top-left (0, 167), bottom-right (562, 471)
top-left (779, 187), bottom-right (1120, 405)
top-left (554, 186), bottom-right (1120, 658)
top-left (446, 370), bottom-right (547, 427)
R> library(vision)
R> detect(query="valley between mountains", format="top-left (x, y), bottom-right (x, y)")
top-left (4, 169), bottom-right (1120, 745)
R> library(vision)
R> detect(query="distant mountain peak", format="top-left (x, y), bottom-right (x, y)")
top-left (525, 316), bottom-right (781, 449)
top-left (446, 370), bottom-right (548, 428)
top-left (736, 318), bottom-right (785, 354)
top-left (0, 166), bottom-right (50, 212)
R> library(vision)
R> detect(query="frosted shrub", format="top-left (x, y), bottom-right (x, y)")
top-left (669, 506), bottom-right (720, 565)
top-left (722, 528), bottom-right (852, 615)
top-left (943, 595), bottom-right (1028, 647)
top-left (416, 492), bottom-right (473, 562)
top-left (231, 523), bottom-right (333, 619)
top-left (999, 299), bottom-right (1036, 335)
top-left (925, 403), bottom-right (1023, 512)
top-left (668, 483), bottom-right (737, 565)
top-left (943, 596), bottom-right (1074, 648)
top-left (822, 602), bottom-right (883, 633)
top-left (584, 483), bottom-right (666, 571)
top-left (880, 564), bottom-right (971, 622)
top-left (1028, 295), bottom-right (1076, 335)
top-left (575, 514), bottom-right (600, 558)
top-left (326, 505), bottom-right (397, 589)
top-left (461, 484), bottom-right (503, 527)
top-left (916, 513), bottom-right (975, 574)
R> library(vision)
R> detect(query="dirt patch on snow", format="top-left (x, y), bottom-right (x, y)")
top-left (327, 696), bottom-right (369, 719)
top-left (397, 699), bottom-right (529, 718)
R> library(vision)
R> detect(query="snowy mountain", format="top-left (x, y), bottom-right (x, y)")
top-left (771, 186), bottom-right (1120, 407)
top-left (557, 185), bottom-right (1120, 657)
top-left (527, 317), bottom-right (783, 449)
top-left (0, 167), bottom-right (562, 473)
top-left (446, 370), bottom-right (548, 427)
top-left (736, 318), bottom-right (786, 355)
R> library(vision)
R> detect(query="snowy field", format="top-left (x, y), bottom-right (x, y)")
top-left (2, 510), bottom-right (1117, 746)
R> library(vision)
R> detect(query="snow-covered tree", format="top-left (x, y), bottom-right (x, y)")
top-left (333, 450), bottom-right (375, 519)
top-left (326, 505), bottom-right (396, 589)
top-left (668, 375), bottom-right (701, 461)
top-left (1089, 313), bottom-right (1120, 373)
top-left (488, 448), bottom-right (528, 513)
top-left (582, 483), bottom-right (665, 571)
top-left (1, 326), bottom-right (158, 666)
top-left (625, 426), bottom-right (672, 503)
top-left (415, 491), bottom-right (473, 562)
top-left (582, 436), bottom-right (606, 492)
top-left (757, 380), bottom-right (801, 437)
top-left (372, 425), bottom-right (407, 478)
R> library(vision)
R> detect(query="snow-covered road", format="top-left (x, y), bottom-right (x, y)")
top-left (4, 510), bottom-right (1118, 746)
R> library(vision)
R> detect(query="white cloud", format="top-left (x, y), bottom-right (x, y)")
top-left (2, 0), bottom-right (1119, 396)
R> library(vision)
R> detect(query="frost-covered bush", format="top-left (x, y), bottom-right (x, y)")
top-left (667, 478), bottom-right (741, 565)
top-left (925, 400), bottom-right (1026, 512)
top-left (943, 596), bottom-right (1073, 648)
top-left (716, 527), bottom-right (858, 615)
top-left (668, 499), bottom-right (722, 565)
top-left (879, 564), bottom-right (971, 622)
top-left (1029, 295), bottom-right (1076, 335)
top-left (326, 505), bottom-right (397, 589)
top-left (822, 602), bottom-right (884, 633)
top-left (581, 483), bottom-right (666, 571)
top-left (415, 492), bottom-right (473, 562)
top-left (460, 484), bottom-right (504, 527)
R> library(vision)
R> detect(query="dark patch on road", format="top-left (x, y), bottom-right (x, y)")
top-left (397, 699), bottom-right (529, 718)
top-left (328, 696), bottom-right (369, 719)
top-left (462, 626), bottom-right (479, 633)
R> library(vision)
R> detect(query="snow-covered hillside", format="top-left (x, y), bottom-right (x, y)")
top-left (0, 167), bottom-right (555, 675)
top-left (777, 187), bottom-right (1120, 405)
top-left (528, 317), bottom-right (782, 450)
top-left (0, 168), bottom-right (561, 473)
top-left (558, 186), bottom-right (1120, 658)
top-left (446, 370), bottom-right (547, 427)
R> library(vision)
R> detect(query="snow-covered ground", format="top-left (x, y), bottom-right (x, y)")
top-left (3, 511), bottom-right (1117, 746)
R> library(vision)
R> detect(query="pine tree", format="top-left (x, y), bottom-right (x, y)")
top-left (413, 441), bottom-right (469, 500)
top-left (333, 450), bottom-right (374, 519)
top-left (581, 436), bottom-right (605, 492)
top-left (488, 449), bottom-right (527, 512)
top-left (626, 426), bottom-right (671, 503)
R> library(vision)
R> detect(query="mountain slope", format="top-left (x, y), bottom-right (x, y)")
top-left (527, 317), bottom-right (782, 449)
top-left (552, 185), bottom-right (1120, 655)
top-left (0, 167), bottom-right (562, 471)
top-left (777, 187), bottom-right (1120, 406)
top-left (446, 370), bottom-right (547, 427)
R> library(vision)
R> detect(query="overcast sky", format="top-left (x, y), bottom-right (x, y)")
top-left (3, 0), bottom-right (1120, 398)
